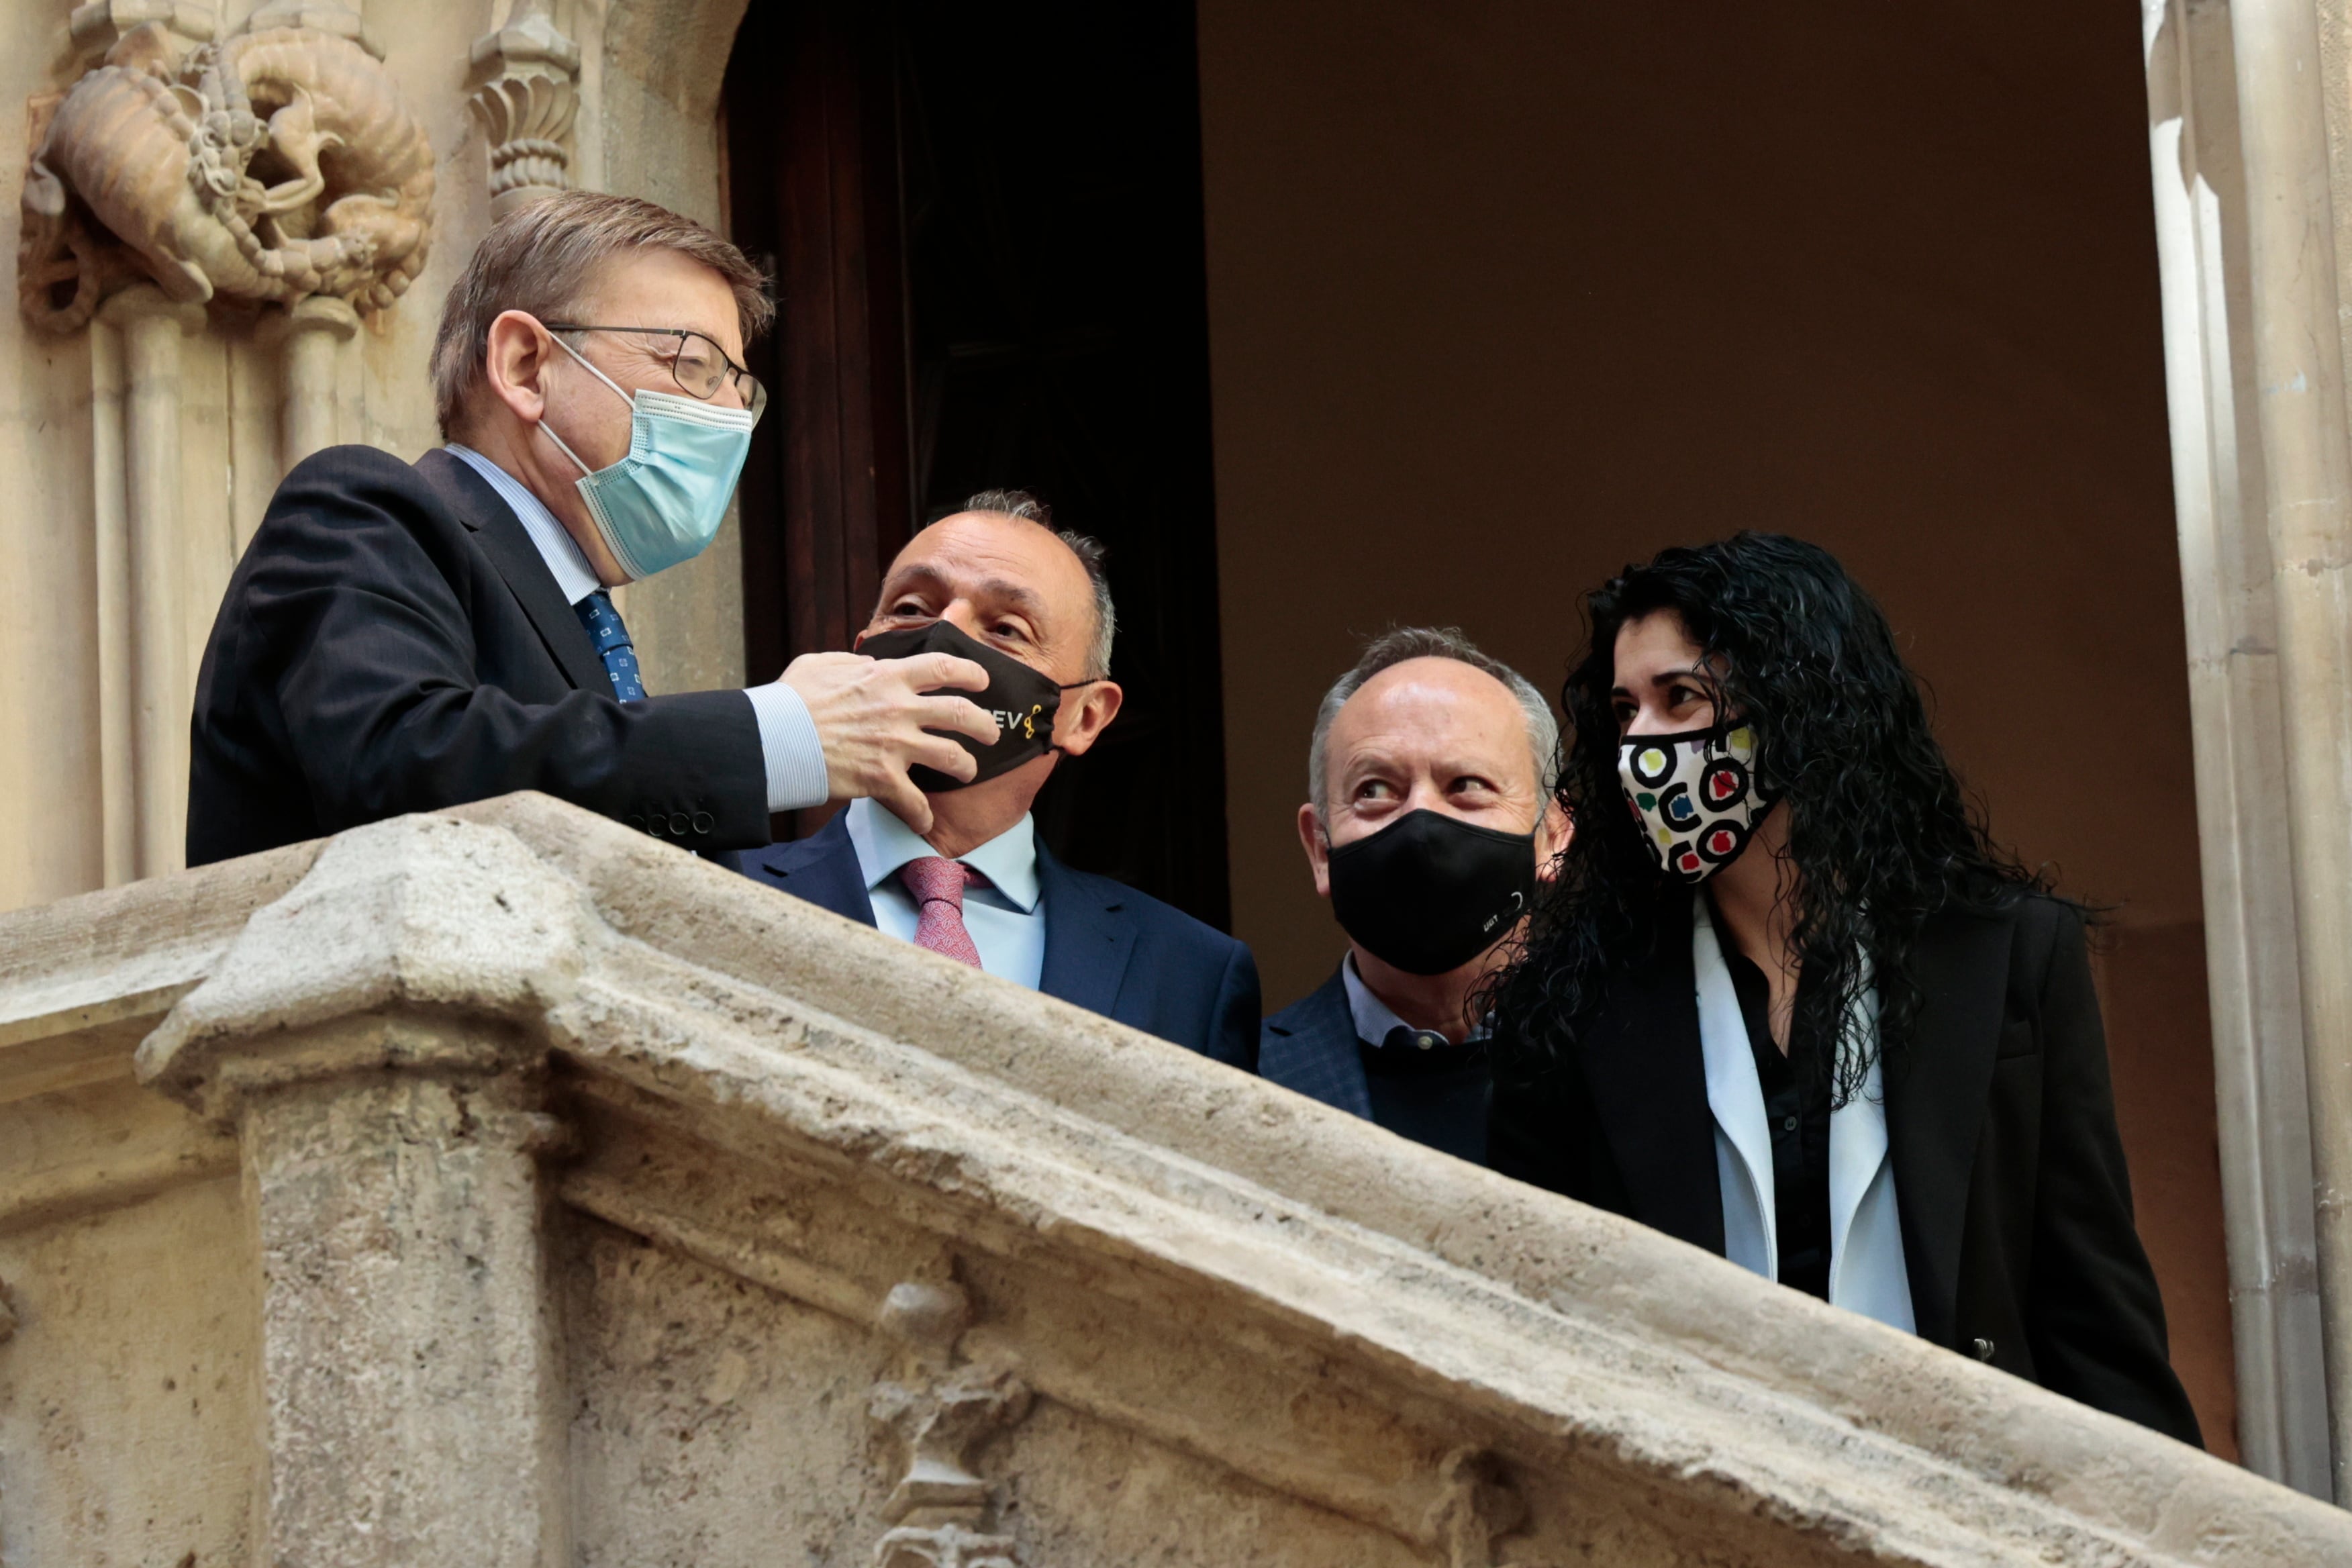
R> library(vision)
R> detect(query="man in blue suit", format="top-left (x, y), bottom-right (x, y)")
top-left (1261, 628), bottom-right (1566, 1159)
top-left (740, 490), bottom-right (1260, 1069)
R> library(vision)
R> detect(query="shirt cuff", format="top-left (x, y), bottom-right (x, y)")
top-left (744, 682), bottom-right (828, 813)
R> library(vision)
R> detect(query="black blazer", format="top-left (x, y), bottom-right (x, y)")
top-left (739, 813), bottom-right (1262, 1071)
top-left (188, 445), bottom-right (769, 867)
top-left (1489, 891), bottom-right (2202, 1446)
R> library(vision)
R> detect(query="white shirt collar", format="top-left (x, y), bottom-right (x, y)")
top-left (844, 797), bottom-right (1042, 914)
top-left (444, 442), bottom-right (603, 605)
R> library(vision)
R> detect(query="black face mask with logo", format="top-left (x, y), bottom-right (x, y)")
top-left (858, 619), bottom-right (1095, 792)
top-left (1326, 808), bottom-right (1538, 976)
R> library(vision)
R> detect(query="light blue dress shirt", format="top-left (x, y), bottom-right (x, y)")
top-left (445, 444), bottom-right (826, 813)
top-left (1340, 952), bottom-right (1491, 1048)
top-left (844, 797), bottom-right (1046, 990)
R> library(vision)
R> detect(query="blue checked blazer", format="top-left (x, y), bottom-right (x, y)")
top-left (1259, 967), bottom-right (1374, 1120)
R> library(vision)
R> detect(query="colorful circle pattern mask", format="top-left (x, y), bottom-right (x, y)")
top-left (1616, 724), bottom-right (1775, 884)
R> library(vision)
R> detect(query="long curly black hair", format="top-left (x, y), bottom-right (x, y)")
top-left (1489, 532), bottom-right (2045, 1106)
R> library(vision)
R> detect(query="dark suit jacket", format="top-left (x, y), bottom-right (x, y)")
top-left (1489, 891), bottom-right (2202, 1446)
top-left (739, 814), bottom-right (1261, 1071)
top-left (1261, 969), bottom-right (1373, 1119)
top-left (188, 445), bottom-right (769, 866)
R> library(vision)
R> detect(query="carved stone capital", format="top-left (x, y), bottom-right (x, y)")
top-left (96, 279), bottom-right (207, 338)
top-left (136, 814), bottom-right (586, 1122)
top-left (257, 290), bottom-right (358, 349)
top-left (240, 0), bottom-right (374, 55)
top-left (469, 0), bottom-right (581, 219)
top-left (68, 0), bottom-right (217, 64)
top-left (469, 0), bottom-right (581, 79)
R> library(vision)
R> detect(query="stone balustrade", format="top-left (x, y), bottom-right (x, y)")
top-left (0, 791), bottom-right (2343, 1566)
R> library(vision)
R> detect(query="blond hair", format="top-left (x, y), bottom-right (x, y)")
top-left (430, 191), bottom-right (773, 438)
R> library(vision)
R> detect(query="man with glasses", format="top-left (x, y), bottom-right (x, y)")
top-left (187, 191), bottom-right (997, 866)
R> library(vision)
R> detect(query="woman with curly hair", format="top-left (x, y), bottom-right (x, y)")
top-left (1487, 533), bottom-right (2200, 1443)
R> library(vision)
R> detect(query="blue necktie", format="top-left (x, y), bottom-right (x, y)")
top-left (573, 591), bottom-right (646, 701)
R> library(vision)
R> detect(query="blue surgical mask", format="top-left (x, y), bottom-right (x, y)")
top-left (540, 334), bottom-right (759, 581)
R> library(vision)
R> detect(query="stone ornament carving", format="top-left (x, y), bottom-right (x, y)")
top-left (868, 1279), bottom-right (1036, 1568)
top-left (1426, 1448), bottom-right (1542, 1568)
top-left (19, 18), bottom-right (434, 332)
top-left (469, 0), bottom-right (581, 220)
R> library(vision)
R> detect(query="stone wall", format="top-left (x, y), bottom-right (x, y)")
top-left (0, 793), bottom-right (2343, 1566)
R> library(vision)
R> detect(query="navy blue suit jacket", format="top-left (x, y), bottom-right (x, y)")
top-left (1260, 968), bottom-right (1373, 1120)
top-left (737, 814), bottom-right (1261, 1071)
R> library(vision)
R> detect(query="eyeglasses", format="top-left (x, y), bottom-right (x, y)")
top-left (545, 324), bottom-right (767, 419)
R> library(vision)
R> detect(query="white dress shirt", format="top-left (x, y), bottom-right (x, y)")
top-left (445, 444), bottom-right (826, 813)
top-left (844, 797), bottom-right (1047, 989)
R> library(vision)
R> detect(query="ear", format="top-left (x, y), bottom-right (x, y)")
top-left (1297, 803), bottom-right (1334, 899)
top-left (1050, 679), bottom-right (1124, 757)
top-left (482, 309), bottom-right (556, 428)
top-left (1534, 797), bottom-right (1572, 883)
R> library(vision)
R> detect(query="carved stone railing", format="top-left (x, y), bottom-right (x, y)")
top-left (1, 793), bottom-right (2345, 1567)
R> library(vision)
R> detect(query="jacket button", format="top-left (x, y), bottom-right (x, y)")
top-left (1971, 1337), bottom-right (1996, 1362)
top-left (691, 811), bottom-right (714, 836)
top-left (626, 815), bottom-right (646, 831)
top-left (669, 812), bottom-right (691, 837)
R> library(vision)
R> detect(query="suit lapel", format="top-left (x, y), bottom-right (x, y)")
top-left (1261, 971), bottom-right (1373, 1120)
top-left (1579, 908), bottom-right (1725, 1255)
top-left (755, 814), bottom-right (879, 926)
top-left (414, 448), bottom-right (609, 694)
top-left (1035, 844), bottom-right (1135, 1018)
top-left (1884, 903), bottom-right (2010, 1349)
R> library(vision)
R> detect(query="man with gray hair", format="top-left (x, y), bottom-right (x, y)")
top-left (739, 489), bottom-right (1260, 1070)
top-left (1261, 628), bottom-right (1567, 1160)
top-left (189, 191), bottom-right (995, 866)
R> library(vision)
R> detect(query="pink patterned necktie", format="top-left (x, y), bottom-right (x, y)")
top-left (900, 856), bottom-right (987, 969)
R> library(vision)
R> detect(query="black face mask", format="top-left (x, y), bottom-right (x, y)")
top-left (1326, 809), bottom-right (1537, 976)
top-left (858, 619), bottom-right (1091, 792)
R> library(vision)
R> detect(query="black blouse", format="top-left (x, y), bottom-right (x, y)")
top-left (1720, 947), bottom-right (1834, 1301)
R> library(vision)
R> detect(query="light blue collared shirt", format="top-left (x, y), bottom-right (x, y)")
top-left (844, 797), bottom-right (1046, 989)
top-left (1340, 951), bottom-right (1491, 1048)
top-left (445, 444), bottom-right (826, 813)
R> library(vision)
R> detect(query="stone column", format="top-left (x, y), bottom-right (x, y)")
top-left (236, 1038), bottom-right (562, 1567)
top-left (268, 295), bottom-right (360, 469)
top-left (89, 315), bottom-right (136, 888)
top-left (138, 814), bottom-right (582, 1566)
top-left (2226, 0), bottom-right (2352, 1501)
top-left (2139, 0), bottom-right (2331, 1495)
top-left (98, 285), bottom-right (207, 883)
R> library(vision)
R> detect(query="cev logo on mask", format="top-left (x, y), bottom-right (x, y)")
top-left (990, 703), bottom-right (1047, 740)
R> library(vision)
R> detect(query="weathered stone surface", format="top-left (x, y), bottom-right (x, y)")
top-left (0, 793), bottom-right (2345, 1566)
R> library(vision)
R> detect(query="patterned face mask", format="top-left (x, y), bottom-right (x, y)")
top-left (1617, 724), bottom-right (1776, 884)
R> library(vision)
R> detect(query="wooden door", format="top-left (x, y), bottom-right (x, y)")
top-left (724, 0), bottom-right (1231, 928)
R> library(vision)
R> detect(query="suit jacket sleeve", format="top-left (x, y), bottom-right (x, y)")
top-left (2022, 903), bottom-right (2204, 1446)
top-left (250, 452), bottom-right (771, 847)
top-left (1205, 941), bottom-right (1264, 1073)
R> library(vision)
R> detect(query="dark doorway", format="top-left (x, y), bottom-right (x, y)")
top-left (723, 0), bottom-right (1232, 929)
